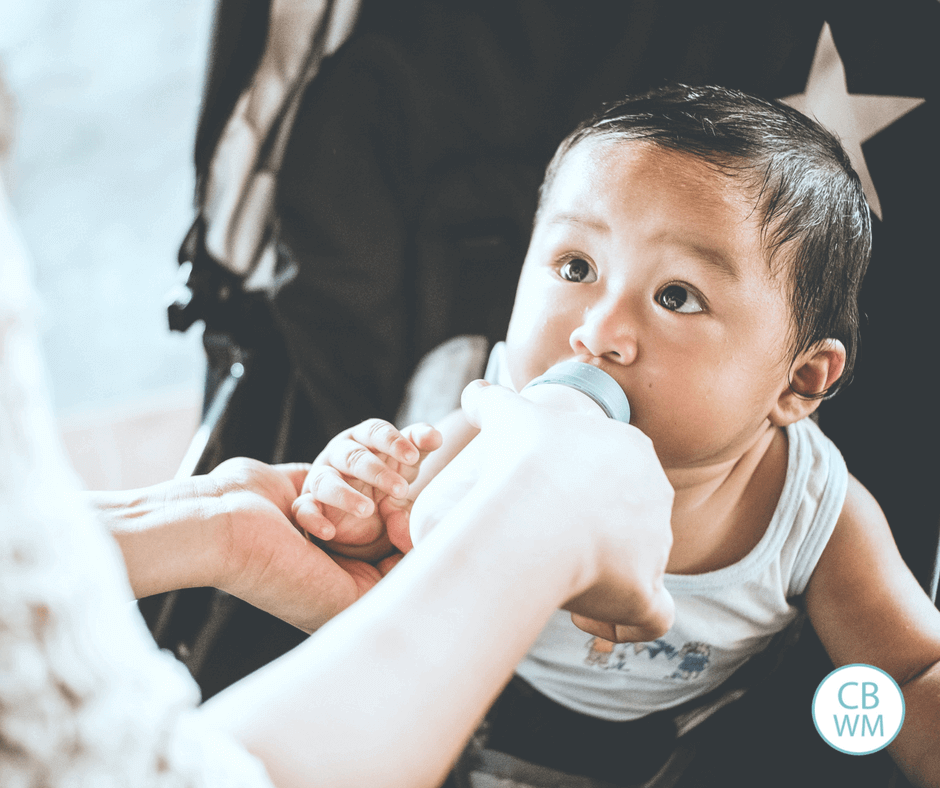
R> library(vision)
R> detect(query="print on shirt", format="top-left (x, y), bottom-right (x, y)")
top-left (584, 637), bottom-right (712, 680)
top-left (670, 642), bottom-right (711, 680)
top-left (633, 639), bottom-right (677, 661)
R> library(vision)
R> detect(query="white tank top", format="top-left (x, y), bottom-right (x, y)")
top-left (486, 342), bottom-right (848, 721)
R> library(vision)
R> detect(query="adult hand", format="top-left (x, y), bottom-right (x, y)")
top-left (203, 382), bottom-right (676, 787)
top-left (92, 458), bottom-right (389, 632)
top-left (422, 381), bottom-right (676, 643)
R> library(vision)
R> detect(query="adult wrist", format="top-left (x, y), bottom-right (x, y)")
top-left (443, 480), bottom-right (593, 608)
top-left (88, 477), bottom-right (224, 598)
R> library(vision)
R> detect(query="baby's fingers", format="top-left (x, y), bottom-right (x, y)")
top-left (348, 418), bottom-right (421, 467)
top-left (321, 422), bottom-right (414, 498)
top-left (295, 467), bottom-right (374, 531)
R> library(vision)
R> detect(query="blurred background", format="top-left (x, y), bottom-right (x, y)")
top-left (1, 0), bottom-right (214, 489)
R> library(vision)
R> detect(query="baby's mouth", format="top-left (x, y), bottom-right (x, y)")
top-left (570, 354), bottom-right (629, 385)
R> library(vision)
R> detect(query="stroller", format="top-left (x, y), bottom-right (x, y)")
top-left (143, 2), bottom-right (939, 786)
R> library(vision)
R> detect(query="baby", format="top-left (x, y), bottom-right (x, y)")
top-left (293, 85), bottom-right (940, 785)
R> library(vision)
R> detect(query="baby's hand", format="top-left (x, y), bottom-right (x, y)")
top-left (293, 419), bottom-right (442, 559)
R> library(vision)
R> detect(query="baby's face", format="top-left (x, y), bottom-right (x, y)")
top-left (505, 139), bottom-right (795, 470)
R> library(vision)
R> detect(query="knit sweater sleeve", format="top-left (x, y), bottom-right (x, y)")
top-left (0, 184), bottom-right (275, 788)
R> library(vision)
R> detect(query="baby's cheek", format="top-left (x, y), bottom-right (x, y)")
top-left (503, 344), bottom-right (545, 393)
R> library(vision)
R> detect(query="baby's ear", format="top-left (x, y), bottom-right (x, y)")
top-left (770, 339), bottom-right (846, 426)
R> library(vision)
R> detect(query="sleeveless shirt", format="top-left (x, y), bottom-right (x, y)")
top-left (486, 342), bottom-right (847, 721)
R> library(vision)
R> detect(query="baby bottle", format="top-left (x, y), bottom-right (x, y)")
top-left (519, 361), bottom-right (631, 422)
top-left (408, 361), bottom-right (630, 547)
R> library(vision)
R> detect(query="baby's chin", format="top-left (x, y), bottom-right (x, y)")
top-left (647, 433), bottom-right (752, 476)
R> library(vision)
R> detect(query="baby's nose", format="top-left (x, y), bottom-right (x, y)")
top-left (569, 304), bottom-right (638, 365)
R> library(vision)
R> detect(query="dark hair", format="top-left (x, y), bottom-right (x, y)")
top-left (538, 84), bottom-right (872, 397)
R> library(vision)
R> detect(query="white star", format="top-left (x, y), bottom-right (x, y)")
top-left (781, 22), bottom-right (924, 219)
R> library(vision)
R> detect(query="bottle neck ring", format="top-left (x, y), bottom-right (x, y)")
top-left (523, 362), bottom-right (631, 423)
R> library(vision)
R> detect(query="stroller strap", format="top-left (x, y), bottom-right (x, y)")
top-left (202, 0), bottom-right (360, 288)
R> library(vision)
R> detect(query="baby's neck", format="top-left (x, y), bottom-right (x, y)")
top-left (664, 424), bottom-right (788, 575)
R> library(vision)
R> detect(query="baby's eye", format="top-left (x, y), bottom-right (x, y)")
top-left (559, 257), bottom-right (596, 283)
top-left (656, 284), bottom-right (705, 314)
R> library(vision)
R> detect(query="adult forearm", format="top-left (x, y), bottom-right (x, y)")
top-left (86, 479), bottom-right (222, 599)
top-left (200, 482), bottom-right (582, 788)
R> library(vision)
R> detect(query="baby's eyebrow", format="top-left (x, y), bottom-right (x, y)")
top-left (546, 213), bottom-right (610, 232)
top-left (544, 213), bottom-right (742, 280)
top-left (659, 235), bottom-right (741, 281)
top-left (685, 244), bottom-right (741, 281)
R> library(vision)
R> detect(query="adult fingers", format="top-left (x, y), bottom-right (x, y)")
top-left (272, 462), bottom-right (314, 496)
top-left (377, 551), bottom-right (405, 575)
top-left (400, 422), bottom-right (444, 453)
top-left (619, 584), bottom-right (675, 643)
top-left (460, 380), bottom-right (537, 446)
top-left (569, 615), bottom-right (622, 642)
top-left (459, 379), bottom-right (509, 430)
top-left (380, 495), bottom-right (413, 552)
top-left (569, 585), bottom-right (675, 644)
top-left (397, 422), bottom-right (443, 483)
top-left (292, 494), bottom-right (339, 541)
